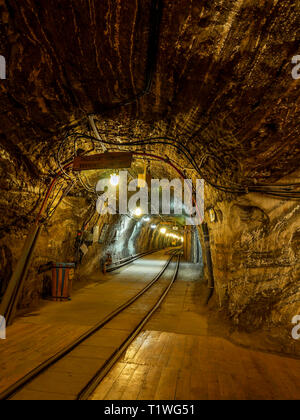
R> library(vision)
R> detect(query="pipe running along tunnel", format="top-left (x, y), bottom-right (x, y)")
top-left (0, 0), bottom-right (299, 401)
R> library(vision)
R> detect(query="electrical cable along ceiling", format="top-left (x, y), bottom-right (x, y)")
top-left (56, 132), bottom-right (300, 199)
top-left (0, 0), bottom-right (299, 195)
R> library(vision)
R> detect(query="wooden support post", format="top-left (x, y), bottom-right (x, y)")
top-left (183, 226), bottom-right (193, 262)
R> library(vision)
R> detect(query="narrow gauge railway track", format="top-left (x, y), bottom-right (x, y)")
top-left (1, 251), bottom-right (181, 401)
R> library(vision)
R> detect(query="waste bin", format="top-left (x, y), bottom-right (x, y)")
top-left (101, 253), bottom-right (112, 274)
top-left (51, 263), bottom-right (75, 301)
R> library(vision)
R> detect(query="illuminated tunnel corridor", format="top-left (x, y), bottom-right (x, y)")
top-left (0, 0), bottom-right (299, 402)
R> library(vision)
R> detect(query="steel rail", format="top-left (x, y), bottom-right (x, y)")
top-left (78, 255), bottom-right (181, 400)
top-left (1, 252), bottom-right (176, 401)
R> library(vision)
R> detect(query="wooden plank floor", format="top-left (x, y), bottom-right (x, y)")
top-left (2, 255), bottom-right (299, 400)
top-left (0, 250), bottom-right (170, 395)
top-left (91, 262), bottom-right (300, 401)
top-left (10, 261), bottom-right (179, 400)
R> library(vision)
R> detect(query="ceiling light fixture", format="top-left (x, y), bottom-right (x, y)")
top-left (110, 173), bottom-right (120, 187)
top-left (134, 207), bottom-right (143, 217)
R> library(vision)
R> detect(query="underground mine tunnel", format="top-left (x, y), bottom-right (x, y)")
top-left (0, 0), bottom-right (299, 402)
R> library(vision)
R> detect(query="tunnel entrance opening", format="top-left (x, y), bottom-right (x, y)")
top-left (0, 149), bottom-right (208, 326)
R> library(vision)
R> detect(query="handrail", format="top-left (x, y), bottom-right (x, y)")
top-left (106, 249), bottom-right (160, 273)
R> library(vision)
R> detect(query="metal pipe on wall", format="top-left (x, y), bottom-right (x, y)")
top-left (0, 160), bottom-right (73, 326)
top-left (202, 222), bottom-right (215, 304)
top-left (88, 116), bottom-right (107, 153)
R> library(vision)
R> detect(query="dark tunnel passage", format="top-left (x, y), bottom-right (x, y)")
top-left (0, 0), bottom-right (299, 402)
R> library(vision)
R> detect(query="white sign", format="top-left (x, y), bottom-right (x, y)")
top-left (93, 226), bottom-right (100, 243)
top-left (80, 244), bottom-right (89, 256)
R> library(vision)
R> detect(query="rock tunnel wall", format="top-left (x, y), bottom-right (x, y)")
top-left (0, 187), bottom-right (161, 311)
top-left (203, 169), bottom-right (300, 354)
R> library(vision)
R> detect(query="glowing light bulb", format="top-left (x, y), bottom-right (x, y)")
top-left (110, 174), bottom-right (120, 186)
top-left (151, 225), bottom-right (157, 229)
top-left (160, 228), bottom-right (167, 235)
top-left (134, 207), bottom-right (142, 217)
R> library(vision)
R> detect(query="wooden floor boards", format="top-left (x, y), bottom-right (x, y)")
top-left (91, 276), bottom-right (300, 401)
top-left (1, 253), bottom-right (299, 401)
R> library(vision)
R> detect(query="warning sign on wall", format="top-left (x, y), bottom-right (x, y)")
top-left (73, 153), bottom-right (133, 171)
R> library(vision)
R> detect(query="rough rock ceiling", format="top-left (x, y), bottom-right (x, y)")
top-left (0, 0), bottom-right (299, 186)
